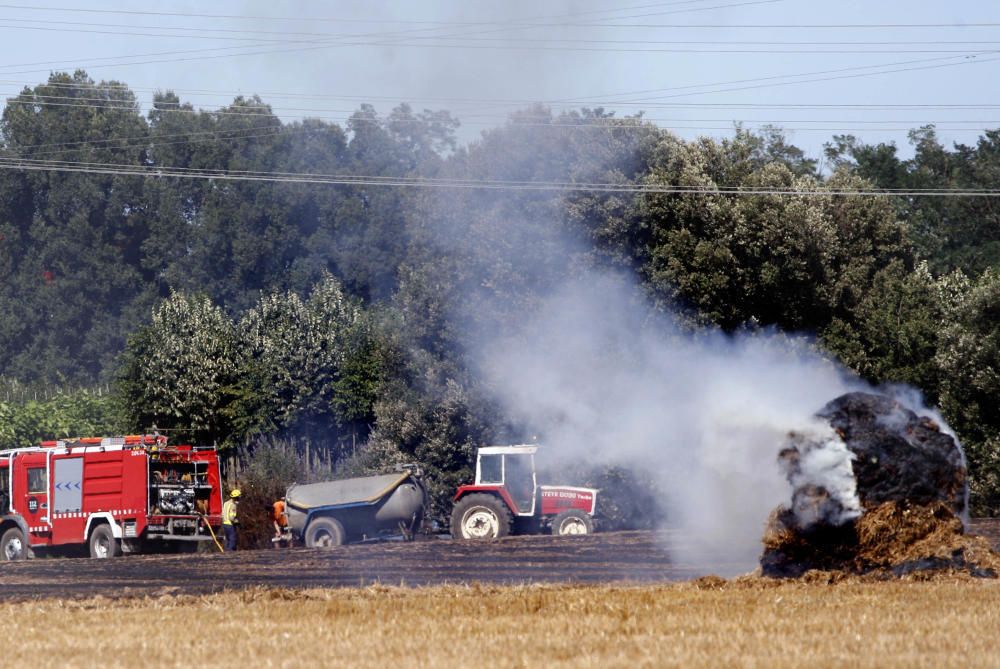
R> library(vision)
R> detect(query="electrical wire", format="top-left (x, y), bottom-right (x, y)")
top-left (613, 54), bottom-right (1000, 102)
top-left (16, 16), bottom-right (1000, 45)
top-left (0, 155), bottom-right (996, 197)
top-left (5, 18), bottom-right (1000, 54)
top-left (9, 88), bottom-right (1000, 124)
top-left (0, 1), bottom-right (732, 25)
top-left (1, 3), bottom-right (998, 30)
top-left (5, 76), bottom-right (1000, 112)
top-left (0, 2), bottom-right (788, 80)
top-left (0, 5), bottom-right (994, 159)
top-left (4, 52), bottom-right (995, 112)
top-left (1, 24), bottom-right (993, 55)
top-left (3, 93), bottom-right (998, 131)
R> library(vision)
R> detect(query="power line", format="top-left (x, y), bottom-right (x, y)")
top-left (15, 15), bottom-right (1000, 45)
top-left (0, 29), bottom-right (991, 123)
top-left (0, 156), bottom-right (997, 197)
top-left (551, 53), bottom-right (994, 105)
top-left (616, 54), bottom-right (1000, 102)
top-left (4, 20), bottom-right (1000, 54)
top-left (6, 17), bottom-right (1000, 53)
top-left (0, 3), bottom-right (787, 79)
top-left (13, 95), bottom-right (1000, 126)
top-left (4, 52), bottom-right (994, 111)
top-left (5, 98), bottom-right (998, 141)
top-left (1, 3), bottom-right (997, 30)
top-left (4, 76), bottom-right (998, 112)
top-left (0, 1), bottom-right (730, 25)
top-left (13, 90), bottom-right (1000, 124)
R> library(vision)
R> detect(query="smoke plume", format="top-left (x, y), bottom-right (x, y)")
top-left (476, 272), bottom-right (870, 573)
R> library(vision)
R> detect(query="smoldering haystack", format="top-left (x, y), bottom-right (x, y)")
top-left (761, 391), bottom-right (1000, 579)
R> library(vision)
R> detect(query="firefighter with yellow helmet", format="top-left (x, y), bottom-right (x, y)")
top-left (223, 489), bottom-right (241, 551)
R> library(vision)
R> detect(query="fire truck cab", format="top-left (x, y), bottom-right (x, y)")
top-left (0, 435), bottom-right (223, 560)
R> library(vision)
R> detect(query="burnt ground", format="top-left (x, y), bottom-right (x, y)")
top-left (0, 520), bottom-right (998, 602)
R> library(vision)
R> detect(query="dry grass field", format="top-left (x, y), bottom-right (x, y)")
top-left (5, 578), bottom-right (1000, 668)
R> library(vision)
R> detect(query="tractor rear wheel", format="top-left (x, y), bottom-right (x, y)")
top-left (451, 494), bottom-right (512, 540)
top-left (552, 509), bottom-right (593, 536)
top-left (305, 517), bottom-right (346, 548)
top-left (1, 527), bottom-right (27, 561)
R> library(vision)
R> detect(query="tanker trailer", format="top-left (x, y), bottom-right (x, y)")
top-left (285, 466), bottom-right (426, 547)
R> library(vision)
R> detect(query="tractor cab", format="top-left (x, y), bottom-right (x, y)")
top-left (475, 445), bottom-right (537, 515)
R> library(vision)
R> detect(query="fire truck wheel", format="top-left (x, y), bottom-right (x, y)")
top-left (88, 524), bottom-right (120, 559)
top-left (450, 494), bottom-right (512, 540)
top-left (305, 517), bottom-right (345, 548)
top-left (552, 509), bottom-right (594, 536)
top-left (1, 527), bottom-right (27, 561)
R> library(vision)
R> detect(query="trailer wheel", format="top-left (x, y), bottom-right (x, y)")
top-left (552, 509), bottom-right (593, 536)
top-left (88, 524), bottom-right (120, 559)
top-left (451, 494), bottom-right (512, 540)
top-left (1, 527), bottom-right (27, 561)
top-left (305, 517), bottom-right (345, 548)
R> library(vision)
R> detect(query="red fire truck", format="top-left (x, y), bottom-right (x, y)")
top-left (0, 435), bottom-right (224, 560)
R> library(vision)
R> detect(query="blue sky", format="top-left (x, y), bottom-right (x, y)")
top-left (2, 0), bottom-right (999, 164)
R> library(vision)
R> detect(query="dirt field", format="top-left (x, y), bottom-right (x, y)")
top-left (1, 520), bottom-right (998, 601)
top-left (4, 580), bottom-right (1000, 668)
top-left (0, 530), bottom-right (733, 600)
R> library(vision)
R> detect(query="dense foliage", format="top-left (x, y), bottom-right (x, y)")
top-left (3, 71), bottom-right (1000, 516)
top-left (0, 387), bottom-right (122, 448)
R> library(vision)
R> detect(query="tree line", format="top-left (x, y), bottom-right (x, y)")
top-left (2, 71), bottom-right (1000, 517)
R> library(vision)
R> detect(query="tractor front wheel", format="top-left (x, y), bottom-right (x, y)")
top-left (552, 509), bottom-right (594, 536)
top-left (451, 494), bottom-right (512, 540)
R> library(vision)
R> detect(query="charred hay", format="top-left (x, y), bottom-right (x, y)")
top-left (817, 392), bottom-right (967, 516)
top-left (762, 500), bottom-right (1000, 579)
top-left (761, 392), bottom-right (1000, 580)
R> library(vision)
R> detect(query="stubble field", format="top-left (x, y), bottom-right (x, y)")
top-left (5, 579), bottom-right (1000, 668)
top-left (3, 521), bottom-right (1000, 667)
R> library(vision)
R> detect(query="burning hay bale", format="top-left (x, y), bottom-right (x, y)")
top-left (761, 391), bottom-right (999, 579)
top-left (818, 392), bottom-right (967, 516)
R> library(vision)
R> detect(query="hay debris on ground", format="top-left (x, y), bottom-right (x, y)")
top-left (762, 500), bottom-right (1000, 579)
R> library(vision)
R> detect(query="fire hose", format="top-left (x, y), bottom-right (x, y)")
top-left (199, 514), bottom-right (225, 553)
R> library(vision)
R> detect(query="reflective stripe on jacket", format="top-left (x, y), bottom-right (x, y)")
top-left (223, 499), bottom-right (238, 526)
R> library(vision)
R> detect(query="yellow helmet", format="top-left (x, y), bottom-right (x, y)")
top-left (230, 489), bottom-right (241, 498)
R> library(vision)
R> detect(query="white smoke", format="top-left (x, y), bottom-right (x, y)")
top-left (477, 272), bottom-right (866, 574)
top-left (781, 428), bottom-right (862, 527)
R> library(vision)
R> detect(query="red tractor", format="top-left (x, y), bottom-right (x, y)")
top-left (450, 445), bottom-right (597, 539)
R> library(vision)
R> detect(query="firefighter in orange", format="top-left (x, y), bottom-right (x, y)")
top-left (272, 498), bottom-right (288, 547)
top-left (222, 489), bottom-right (241, 551)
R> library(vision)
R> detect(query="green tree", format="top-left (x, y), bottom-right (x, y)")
top-left (117, 291), bottom-right (237, 444)
top-left (0, 71), bottom-right (151, 382)
top-left (634, 131), bottom-right (910, 334)
top-left (229, 274), bottom-right (373, 450)
top-left (0, 389), bottom-right (122, 448)
top-left (935, 269), bottom-right (1000, 513)
top-left (820, 260), bottom-right (943, 396)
